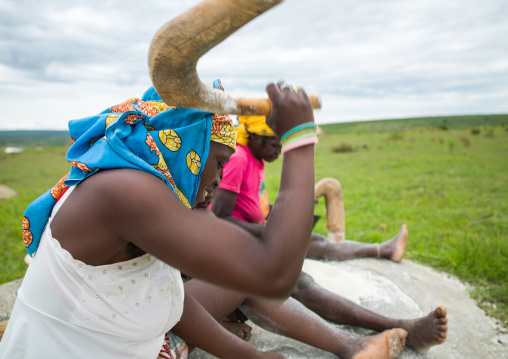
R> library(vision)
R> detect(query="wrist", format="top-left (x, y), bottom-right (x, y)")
top-left (281, 122), bottom-right (316, 140)
top-left (281, 122), bottom-right (318, 154)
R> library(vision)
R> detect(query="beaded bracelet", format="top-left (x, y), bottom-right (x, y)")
top-left (281, 122), bottom-right (318, 154)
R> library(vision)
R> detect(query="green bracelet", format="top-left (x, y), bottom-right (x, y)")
top-left (282, 128), bottom-right (316, 143)
top-left (281, 122), bottom-right (316, 142)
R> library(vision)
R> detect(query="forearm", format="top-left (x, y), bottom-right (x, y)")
top-left (259, 145), bottom-right (315, 293)
top-left (172, 294), bottom-right (259, 359)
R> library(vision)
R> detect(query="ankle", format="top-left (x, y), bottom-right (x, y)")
top-left (332, 333), bottom-right (366, 358)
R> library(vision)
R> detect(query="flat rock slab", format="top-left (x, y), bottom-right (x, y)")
top-left (190, 259), bottom-right (508, 359)
top-left (0, 185), bottom-right (16, 200)
top-left (0, 279), bottom-right (23, 322)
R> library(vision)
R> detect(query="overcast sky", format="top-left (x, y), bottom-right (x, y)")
top-left (1, 0), bottom-right (507, 130)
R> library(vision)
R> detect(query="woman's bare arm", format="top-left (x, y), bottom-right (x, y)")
top-left (52, 83), bottom-right (315, 299)
top-left (111, 151), bottom-right (313, 299)
top-left (120, 84), bottom-right (314, 298)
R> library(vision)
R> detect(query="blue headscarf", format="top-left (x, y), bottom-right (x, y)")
top-left (22, 83), bottom-right (235, 256)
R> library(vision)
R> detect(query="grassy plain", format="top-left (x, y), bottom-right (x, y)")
top-left (1, 114), bottom-right (507, 326)
top-left (0, 147), bottom-right (71, 284)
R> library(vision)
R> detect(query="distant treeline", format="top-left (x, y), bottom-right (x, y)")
top-left (0, 130), bottom-right (71, 147)
top-left (1, 114), bottom-right (507, 146)
top-left (320, 114), bottom-right (508, 134)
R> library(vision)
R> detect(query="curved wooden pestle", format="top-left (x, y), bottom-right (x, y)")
top-left (148, 0), bottom-right (321, 115)
top-left (0, 321), bottom-right (6, 341)
top-left (314, 178), bottom-right (345, 243)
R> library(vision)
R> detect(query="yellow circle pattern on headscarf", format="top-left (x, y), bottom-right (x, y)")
top-left (159, 129), bottom-right (182, 152)
top-left (236, 116), bottom-right (275, 146)
top-left (186, 150), bottom-right (201, 175)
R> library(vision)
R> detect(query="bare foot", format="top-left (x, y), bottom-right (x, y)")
top-left (380, 224), bottom-right (408, 262)
top-left (221, 321), bottom-right (253, 341)
top-left (350, 329), bottom-right (408, 359)
top-left (398, 306), bottom-right (448, 352)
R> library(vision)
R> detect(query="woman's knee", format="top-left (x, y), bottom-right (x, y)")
top-left (292, 272), bottom-right (316, 297)
top-left (310, 232), bottom-right (327, 243)
top-left (306, 233), bottom-right (330, 258)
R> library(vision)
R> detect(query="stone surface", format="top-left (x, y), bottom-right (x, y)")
top-left (190, 259), bottom-right (508, 359)
top-left (0, 278), bottom-right (22, 322)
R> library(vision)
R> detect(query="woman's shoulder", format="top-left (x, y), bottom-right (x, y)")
top-left (85, 168), bottom-right (164, 189)
top-left (226, 145), bottom-right (250, 165)
top-left (77, 169), bottom-right (173, 211)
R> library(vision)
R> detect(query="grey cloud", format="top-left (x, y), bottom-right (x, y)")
top-left (0, 0), bottom-right (195, 85)
top-left (0, 0), bottom-right (507, 129)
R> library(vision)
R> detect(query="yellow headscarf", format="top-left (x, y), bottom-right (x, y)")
top-left (236, 116), bottom-right (275, 146)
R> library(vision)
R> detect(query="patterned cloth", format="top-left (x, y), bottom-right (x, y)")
top-left (158, 332), bottom-right (189, 359)
top-left (236, 115), bottom-right (275, 146)
top-left (23, 81), bottom-right (235, 256)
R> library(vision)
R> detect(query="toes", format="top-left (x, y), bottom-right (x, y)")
top-left (395, 328), bottom-right (408, 340)
top-left (435, 306), bottom-right (447, 317)
top-left (437, 317), bottom-right (448, 325)
top-left (438, 324), bottom-right (448, 331)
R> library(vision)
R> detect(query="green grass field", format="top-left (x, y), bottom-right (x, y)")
top-left (1, 114), bottom-right (507, 327)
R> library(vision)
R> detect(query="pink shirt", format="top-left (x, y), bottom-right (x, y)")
top-left (219, 144), bottom-right (266, 224)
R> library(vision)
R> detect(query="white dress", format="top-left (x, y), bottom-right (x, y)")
top-left (0, 186), bottom-right (185, 359)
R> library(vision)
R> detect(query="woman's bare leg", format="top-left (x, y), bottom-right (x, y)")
top-left (241, 296), bottom-right (407, 359)
top-left (306, 225), bottom-right (408, 262)
top-left (292, 272), bottom-right (448, 352)
top-left (183, 278), bottom-right (407, 358)
top-left (172, 280), bottom-right (284, 359)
